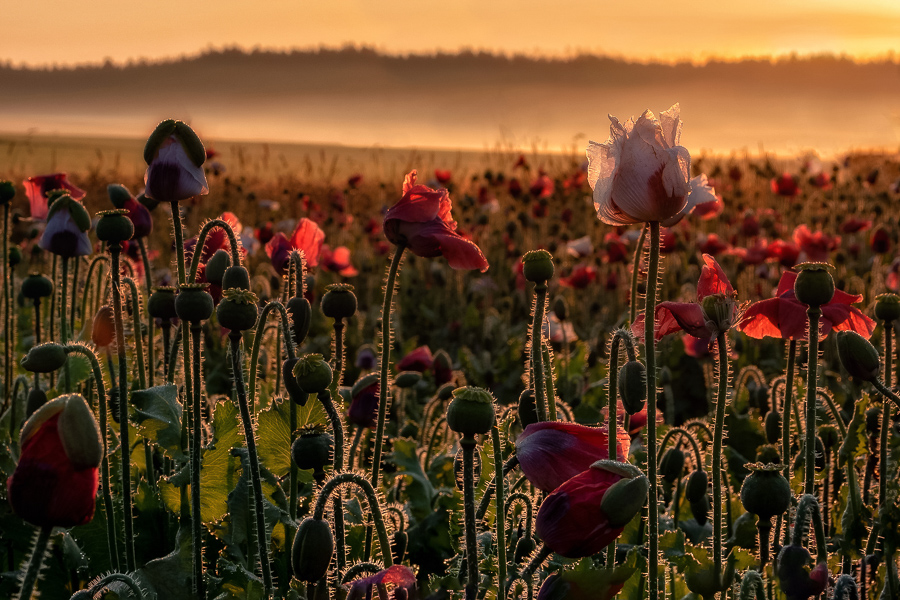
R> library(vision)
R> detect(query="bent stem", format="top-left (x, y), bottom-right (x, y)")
top-left (229, 333), bottom-right (273, 595)
top-left (606, 328), bottom-right (636, 567)
top-left (17, 525), bottom-right (53, 600)
top-left (644, 220), bottom-right (661, 599)
top-left (880, 322), bottom-right (893, 507)
top-left (805, 307), bottom-right (821, 496)
top-left (186, 218), bottom-right (242, 283)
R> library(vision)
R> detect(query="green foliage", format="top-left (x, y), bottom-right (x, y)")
top-left (132, 384), bottom-right (183, 461)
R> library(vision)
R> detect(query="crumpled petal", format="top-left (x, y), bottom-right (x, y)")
top-left (697, 254), bottom-right (734, 299)
top-left (662, 174), bottom-right (719, 227)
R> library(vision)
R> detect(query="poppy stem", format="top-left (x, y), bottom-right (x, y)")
top-left (2, 203), bottom-right (10, 410)
top-left (644, 220), bottom-right (661, 600)
top-left (461, 436), bottom-right (480, 600)
top-left (228, 333), bottom-right (273, 597)
top-left (161, 320), bottom-right (171, 379)
top-left (475, 455), bottom-right (520, 522)
top-left (63, 344), bottom-right (119, 571)
top-left (17, 525), bottom-right (53, 600)
top-left (879, 324), bottom-right (893, 507)
top-left (781, 339), bottom-right (797, 545)
top-left (712, 331), bottom-right (729, 582)
top-left (121, 278), bottom-right (147, 389)
top-left (791, 494), bottom-right (827, 563)
top-left (347, 425), bottom-right (364, 471)
top-left (81, 255), bottom-right (110, 337)
top-left (109, 245), bottom-right (136, 572)
top-left (630, 223), bottom-right (648, 327)
top-left (804, 307), bottom-right (821, 496)
top-left (31, 300), bottom-right (41, 390)
top-left (247, 301), bottom-right (296, 408)
top-left (317, 389), bottom-right (346, 472)
top-left (372, 246), bottom-right (405, 493)
top-left (186, 218), bottom-right (242, 283)
top-left (506, 544), bottom-right (552, 597)
top-left (189, 322), bottom-right (208, 597)
top-left (530, 281), bottom-right (549, 422)
top-left (69, 257), bottom-right (80, 336)
top-left (60, 256), bottom-right (71, 392)
top-left (492, 425), bottom-right (507, 598)
top-left (137, 239), bottom-right (155, 387)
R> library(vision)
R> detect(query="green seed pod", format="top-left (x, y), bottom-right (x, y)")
top-left (875, 293), bottom-right (900, 323)
top-left (290, 427), bottom-right (334, 476)
top-left (291, 517), bottom-right (334, 583)
top-left (394, 371), bottom-right (422, 389)
top-left (685, 469), bottom-right (708, 503)
top-left (700, 292), bottom-right (737, 334)
top-left (286, 296), bottom-right (312, 344)
top-left (0, 180), bottom-right (15, 204)
top-left (765, 410), bottom-right (782, 444)
top-left (283, 358), bottom-right (307, 406)
top-left (95, 209), bottom-right (134, 244)
top-left (292, 354), bottom-right (333, 394)
top-left (216, 289), bottom-right (259, 332)
top-left (521, 249), bottom-right (554, 283)
top-left (221, 265), bottom-right (251, 291)
top-left (174, 283), bottom-right (214, 323)
top-left (793, 263), bottom-right (835, 307)
top-left (517, 389), bottom-right (538, 429)
top-left (148, 286), bottom-right (178, 320)
top-left (618, 360), bottom-right (647, 415)
top-left (836, 330), bottom-right (880, 382)
top-left (22, 343), bottom-right (67, 373)
top-left (205, 249), bottom-right (231, 286)
top-left (741, 466), bottom-right (791, 520)
top-left (21, 273), bottom-right (54, 300)
top-left (660, 448), bottom-right (686, 482)
top-left (320, 283), bottom-right (357, 320)
top-left (447, 386), bottom-right (495, 438)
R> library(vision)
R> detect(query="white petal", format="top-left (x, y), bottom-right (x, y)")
top-left (661, 174), bottom-right (719, 227)
top-left (659, 103), bottom-right (682, 147)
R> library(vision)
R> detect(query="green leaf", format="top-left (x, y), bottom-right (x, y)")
top-left (389, 438), bottom-right (436, 521)
top-left (255, 398), bottom-right (291, 478)
top-left (135, 527), bottom-right (194, 600)
top-left (132, 384), bottom-right (183, 461)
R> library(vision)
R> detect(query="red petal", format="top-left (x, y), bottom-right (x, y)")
top-left (697, 254), bottom-right (733, 299)
top-left (289, 218), bottom-right (325, 268)
top-left (737, 297), bottom-right (809, 340)
top-left (656, 302), bottom-right (710, 339)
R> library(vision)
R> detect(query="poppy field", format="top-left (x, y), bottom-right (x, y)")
top-left (1, 107), bottom-right (900, 600)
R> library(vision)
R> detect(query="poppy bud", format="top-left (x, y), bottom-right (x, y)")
top-left (174, 283), bottom-right (214, 323)
top-left (25, 388), bottom-right (47, 418)
top-left (513, 536), bottom-right (536, 564)
top-left (321, 283), bottom-right (357, 320)
top-left (391, 531), bottom-right (408, 564)
top-left (685, 469), bottom-right (708, 502)
top-left (394, 371), bottom-right (421, 389)
top-left (144, 119), bottom-right (206, 168)
top-left (776, 545), bottom-right (828, 600)
top-left (348, 374), bottom-right (379, 428)
top-left (8, 246), bottom-right (21, 267)
top-left (8, 394), bottom-right (102, 527)
top-left (148, 286), bottom-right (178, 320)
top-left (292, 354), bottom-right (333, 394)
top-left (552, 296), bottom-right (568, 321)
top-left (599, 470), bottom-right (649, 527)
top-left (216, 288), bottom-right (259, 332)
top-left (291, 517), bottom-right (334, 583)
top-left (291, 427), bottom-right (333, 479)
top-left (690, 493), bottom-right (710, 526)
top-left (91, 306), bottom-right (116, 348)
top-left (447, 386), bottom-right (495, 438)
top-left (205, 249), bottom-right (231, 286)
top-left (21, 273), bottom-right (54, 300)
top-left (740, 465), bottom-right (791, 520)
top-left (0, 180), bottom-right (15, 204)
top-left (793, 263), bottom-right (835, 307)
top-left (22, 342), bottom-right (67, 373)
top-left (438, 383), bottom-right (455, 401)
top-left (836, 330), bottom-right (880, 382)
top-left (660, 448), bottom-right (685, 482)
top-left (106, 183), bottom-right (133, 208)
top-left (765, 411), bottom-right (782, 444)
top-left (875, 293), bottom-right (900, 323)
top-left (283, 358), bottom-right (307, 406)
top-left (222, 265), bottom-right (251, 291)
top-left (522, 249), bottom-right (554, 283)
top-left (286, 296), bottom-right (312, 345)
top-left (95, 209), bottom-right (134, 245)
top-left (618, 361), bottom-right (647, 415)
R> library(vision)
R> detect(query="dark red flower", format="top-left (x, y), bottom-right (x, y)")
top-left (840, 218), bottom-right (872, 234)
top-left (434, 169), bottom-right (452, 184)
top-left (767, 239), bottom-right (800, 267)
top-left (91, 306), bottom-right (116, 348)
top-left (870, 226), bottom-right (891, 255)
top-left (809, 172), bottom-right (832, 190)
top-left (604, 232), bottom-right (628, 263)
top-left (728, 165), bottom-right (743, 182)
top-left (348, 378), bottom-right (379, 429)
top-left (345, 564), bottom-right (417, 600)
top-left (741, 212), bottom-right (760, 237)
top-left (265, 218), bottom-right (325, 276)
top-left (792, 224), bottom-right (840, 262)
top-left (319, 245), bottom-right (358, 277)
top-left (508, 178), bottom-right (523, 198)
top-left (730, 239), bottom-right (769, 266)
top-left (397, 345), bottom-right (433, 372)
top-left (530, 175), bottom-right (554, 199)
top-left (771, 173), bottom-right (799, 197)
top-left (347, 173), bottom-right (363, 189)
top-left (23, 173), bottom-right (86, 220)
top-left (559, 264), bottom-right (597, 289)
top-left (737, 270), bottom-right (875, 341)
top-left (255, 222), bottom-right (274, 245)
top-left (7, 395), bottom-right (101, 528)
top-left (383, 171), bottom-right (488, 272)
top-left (517, 422), bottom-right (629, 493)
top-left (698, 233), bottom-right (730, 257)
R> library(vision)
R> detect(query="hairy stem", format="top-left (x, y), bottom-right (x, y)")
top-left (805, 307), bottom-right (821, 496)
top-left (16, 525), bottom-right (52, 600)
top-left (644, 220), bottom-right (661, 600)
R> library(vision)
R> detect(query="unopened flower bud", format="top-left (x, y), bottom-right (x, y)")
top-left (836, 330), bottom-right (880, 382)
top-left (291, 517), bottom-right (334, 583)
top-left (394, 371), bottom-right (421, 388)
top-left (22, 342), bottom-right (67, 373)
top-left (618, 360), bottom-right (647, 415)
top-left (286, 296), bottom-right (312, 344)
top-left (222, 265), bottom-right (251, 291)
top-left (205, 249), bottom-right (231, 286)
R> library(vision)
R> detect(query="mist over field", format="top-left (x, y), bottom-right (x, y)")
top-left (1, 48), bottom-right (900, 154)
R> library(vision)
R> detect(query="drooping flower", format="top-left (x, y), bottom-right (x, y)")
top-left (265, 218), bottom-right (325, 276)
top-left (632, 254), bottom-right (738, 343)
top-left (345, 564), bottom-right (417, 600)
top-left (662, 174), bottom-right (720, 227)
top-left (397, 345), bottom-right (433, 373)
top-left (587, 104), bottom-right (692, 226)
top-left (7, 394), bottom-right (102, 528)
top-left (383, 171), bottom-right (489, 272)
top-left (737, 270), bottom-right (874, 341)
top-left (143, 120), bottom-right (209, 203)
top-left (792, 224), bottom-right (840, 262)
top-left (38, 194), bottom-right (92, 258)
top-left (23, 173), bottom-right (86, 220)
top-left (517, 422), bottom-right (629, 493)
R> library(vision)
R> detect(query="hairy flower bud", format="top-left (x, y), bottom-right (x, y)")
top-left (836, 330), bottom-right (880, 382)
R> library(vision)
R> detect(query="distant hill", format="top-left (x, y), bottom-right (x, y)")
top-left (1, 48), bottom-right (899, 153)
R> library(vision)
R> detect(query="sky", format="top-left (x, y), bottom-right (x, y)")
top-left (2, 0), bottom-right (899, 66)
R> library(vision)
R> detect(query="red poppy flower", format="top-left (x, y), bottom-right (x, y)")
top-left (535, 464), bottom-right (629, 558)
top-left (345, 565), bottom-right (417, 600)
top-left (508, 178), bottom-right (523, 198)
top-left (792, 224), bottom-right (840, 262)
top-left (319, 245), bottom-right (358, 277)
top-left (517, 422), bottom-right (629, 493)
top-left (767, 239), bottom-right (800, 267)
top-left (23, 173), bottom-right (86, 220)
top-left (728, 165), bottom-right (743, 182)
top-left (604, 232), bottom-right (628, 263)
top-left (383, 171), bottom-right (488, 272)
top-left (91, 306), bottom-right (116, 348)
top-left (514, 154), bottom-right (528, 169)
top-left (185, 212), bottom-right (244, 268)
top-left (809, 172), bottom-right (832, 190)
top-left (632, 254), bottom-right (737, 342)
top-left (737, 270), bottom-right (874, 341)
top-left (530, 175), bottom-right (554, 199)
top-left (255, 222), bottom-right (274, 245)
top-left (559, 264), bottom-right (597, 289)
top-left (698, 233), bottom-right (730, 257)
top-left (770, 173), bottom-right (799, 197)
top-left (434, 169), bottom-right (452, 184)
top-left (7, 395), bottom-right (101, 528)
top-left (397, 345), bottom-right (433, 372)
top-left (729, 239), bottom-right (769, 266)
top-left (870, 226), bottom-right (890, 255)
top-left (840, 218), bottom-right (872, 234)
top-left (265, 218), bottom-right (325, 276)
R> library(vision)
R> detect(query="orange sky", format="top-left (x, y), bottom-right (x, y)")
top-left (2, 0), bottom-right (899, 66)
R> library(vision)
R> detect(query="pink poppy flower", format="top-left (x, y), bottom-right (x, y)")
top-left (23, 173), bottom-right (86, 220)
top-left (185, 212), bottom-right (244, 267)
top-left (771, 173), bottom-right (799, 197)
top-left (345, 565), bottom-right (417, 600)
top-left (792, 224), bottom-right (840, 262)
top-left (265, 218), bottom-right (325, 276)
top-left (729, 239), bottom-right (769, 266)
top-left (662, 174), bottom-right (720, 227)
top-left (566, 236), bottom-right (593, 258)
top-left (517, 422), bottom-right (629, 493)
top-left (383, 171), bottom-right (489, 272)
top-left (319, 245), bottom-right (358, 277)
top-left (737, 270), bottom-right (874, 341)
top-left (397, 345), bottom-right (433, 372)
top-left (587, 104), bottom-right (692, 226)
top-left (632, 254), bottom-right (737, 342)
